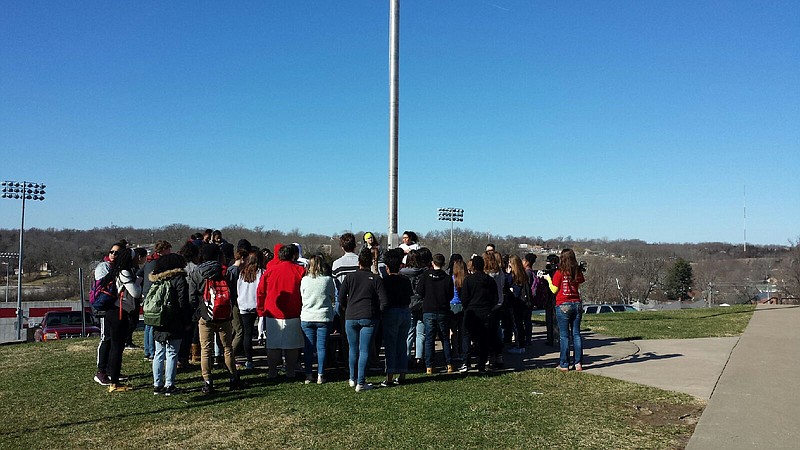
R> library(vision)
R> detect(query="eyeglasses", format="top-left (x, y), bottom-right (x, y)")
top-left (109, 250), bottom-right (120, 255)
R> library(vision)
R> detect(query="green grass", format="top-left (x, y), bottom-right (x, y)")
top-left (0, 335), bottom-right (703, 450)
top-left (581, 305), bottom-right (755, 340)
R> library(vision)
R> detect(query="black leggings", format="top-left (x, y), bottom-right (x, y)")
top-left (105, 309), bottom-right (130, 383)
top-left (239, 312), bottom-right (257, 363)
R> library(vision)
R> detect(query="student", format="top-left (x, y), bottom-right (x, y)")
top-left (544, 249), bottom-right (586, 371)
top-left (93, 242), bottom-right (123, 386)
top-left (141, 241), bottom-right (173, 362)
top-left (506, 255), bottom-right (531, 353)
top-left (236, 250), bottom-right (263, 370)
top-left (417, 253), bottom-right (455, 374)
top-left (299, 255), bottom-right (335, 384)
top-left (339, 248), bottom-right (387, 392)
top-left (188, 244), bottom-right (245, 394)
top-left (401, 249), bottom-right (430, 367)
top-left (460, 255), bottom-right (498, 373)
top-left (149, 253), bottom-right (191, 396)
top-left (380, 249), bottom-right (412, 386)
top-left (105, 248), bottom-right (142, 392)
top-left (257, 245), bottom-right (306, 380)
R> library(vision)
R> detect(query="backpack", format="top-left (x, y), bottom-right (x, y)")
top-left (203, 273), bottom-right (232, 321)
top-left (143, 279), bottom-right (175, 327)
top-left (90, 277), bottom-right (117, 312)
top-left (408, 272), bottom-right (423, 316)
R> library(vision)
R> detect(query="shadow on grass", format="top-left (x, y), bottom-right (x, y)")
top-left (0, 389), bottom-right (265, 438)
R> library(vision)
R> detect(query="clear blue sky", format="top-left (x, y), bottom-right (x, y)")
top-left (1, 1), bottom-right (798, 246)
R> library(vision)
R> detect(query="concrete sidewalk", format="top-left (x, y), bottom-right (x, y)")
top-left (686, 304), bottom-right (800, 449)
top-left (584, 336), bottom-right (738, 400)
top-left (509, 331), bottom-right (737, 401)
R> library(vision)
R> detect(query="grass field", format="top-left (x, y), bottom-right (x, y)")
top-left (1, 306), bottom-right (753, 449)
top-left (581, 304), bottom-right (755, 340)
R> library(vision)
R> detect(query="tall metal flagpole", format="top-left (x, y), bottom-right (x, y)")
top-left (388, 0), bottom-right (400, 249)
top-left (16, 186), bottom-right (26, 340)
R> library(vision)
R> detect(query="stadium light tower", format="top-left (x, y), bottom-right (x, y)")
top-left (437, 208), bottom-right (464, 256)
top-left (2, 181), bottom-right (46, 340)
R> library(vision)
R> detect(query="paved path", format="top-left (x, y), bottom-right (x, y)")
top-left (509, 331), bottom-right (736, 401)
top-left (509, 305), bottom-right (799, 448)
top-left (686, 304), bottom-right (800, 449)
top-left (584, 336), bottom-right (738, 400)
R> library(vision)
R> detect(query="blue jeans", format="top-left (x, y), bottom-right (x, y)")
top-left (345, 319), bottom-right (376, 385)
top-left (382, 308), bottom-right (410, 374)
top-left (423, 312), bottom-right (452, 368)
top-left (153, 337), bottom-right (182, 388)
top-left (301, 321), bottom-right (331, 376)
top-left (407, 317), bottom-right (425, 359)
top-left (143, 325), bottom-right (155, 358)
top-left (555, 302), bottom-right (583, 368)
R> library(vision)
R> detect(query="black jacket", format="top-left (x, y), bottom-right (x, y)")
top-left (339, 269), bottom-right (387, 320)
top-left (461, 271), bottom-right (498, 319)
top-left (381, 274), bottom-right (413, 311)
top-left (418, 268), bottom-right (454, 314)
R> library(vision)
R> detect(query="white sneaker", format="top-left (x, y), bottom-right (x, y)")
top-left (355, 383), bottom-right (373, 392)
top-left (317, 375), bottom-right (325, 385)
top-left (348, 379), bottom-right (356, 388)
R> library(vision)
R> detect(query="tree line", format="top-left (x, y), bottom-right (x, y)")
top-left (0, 225), bottom-right (797, 305)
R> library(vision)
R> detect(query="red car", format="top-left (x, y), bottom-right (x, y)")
top-left (33, 311), bottom-right (101, 341)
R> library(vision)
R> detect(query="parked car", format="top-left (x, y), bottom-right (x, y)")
top-left (583, 304), bottom-right (637, 314)
top-left (33, 311), bottom-right (100, 341)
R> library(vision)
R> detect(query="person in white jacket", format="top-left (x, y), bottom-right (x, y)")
top-left (236, 250), bottom-right (263, 370)
top-left (104, 247), bottom-right (142, 392)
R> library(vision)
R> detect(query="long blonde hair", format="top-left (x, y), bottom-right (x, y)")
top-left (306, 254), bottom-right (324, 278)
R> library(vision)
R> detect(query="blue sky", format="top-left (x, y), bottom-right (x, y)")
top-left (1, 1), bottom-right (798, 246)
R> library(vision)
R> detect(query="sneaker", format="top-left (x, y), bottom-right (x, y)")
top-left (575, 363), bottom-right (583, 372)
top-left (164, 386), bottom-right (181, 396)
top-left (108, 383), bottom-right (131, 393)
top-left (94, 372), bottom-right (111, 386)
top-left (124, 343), bottom-right (138, 350)
top-left (379, 380), bottom-right (392, 388)
top-left (304, 375), bottom-right (314, 385)
top-left (317, 375), bottom-right (325, 385)
top-left (458, 364), bottom-right (470, 373)
top-left (201, 381), bottom-right (214, 395)
top-left (447, 364), bottom-right (455, 374)
top-left (348, 379), bottom-right (356, 388)
top-left (557, 366), bottom-right (569, 372)
top-left (153, 386), bottom-right (165, 396)
top-left (355, 383), bottom-right (373, 392)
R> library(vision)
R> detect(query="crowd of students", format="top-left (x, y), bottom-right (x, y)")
top-left (92, 229), bottom-right (586, 394)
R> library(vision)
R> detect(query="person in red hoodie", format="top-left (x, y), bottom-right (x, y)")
top-left (257, 244), bottom-right (306, 379)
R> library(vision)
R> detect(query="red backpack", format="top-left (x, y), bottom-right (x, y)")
top-left (202, 270), bottom-right (232, 321)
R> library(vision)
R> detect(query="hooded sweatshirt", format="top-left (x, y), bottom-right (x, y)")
top-left (188, 260), bottom-right (233, 322)
top-left (256, 259), bottom-right (305, 319)
top-left (417, 268), bottom-right (454, 314)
